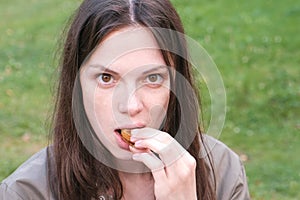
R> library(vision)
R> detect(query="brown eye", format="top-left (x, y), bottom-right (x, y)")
top-left (146, 74), bottom-right (163, 84)
top-left (98, 73), bottom-right (114, 84)
top-left (148, 74), bottom-right (158, 82)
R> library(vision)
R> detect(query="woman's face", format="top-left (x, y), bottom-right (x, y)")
top-left (80, 27), bottom-right (170, 160)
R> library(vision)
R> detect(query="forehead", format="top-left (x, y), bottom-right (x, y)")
top-left (84, 26), bottom-right (164, 68)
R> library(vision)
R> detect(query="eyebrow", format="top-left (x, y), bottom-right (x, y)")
top-left (88, 64), bottom-right (168, 75)
top-left (88, 64), bottom-right (119, 76)
top-left (142, 65), bottom-right (169, 75)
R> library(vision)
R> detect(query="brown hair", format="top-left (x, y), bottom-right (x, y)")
top-left (48, 0), bottom-right (216, 199)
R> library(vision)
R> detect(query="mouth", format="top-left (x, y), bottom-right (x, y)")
top-left (115, 129), bottom-right (135, 146)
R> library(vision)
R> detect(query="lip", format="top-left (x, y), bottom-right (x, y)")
top-left (115, 123), bottom-right (146, 130)
top-left (114, 130), bottom-right (131, 150)
top-left (114, 124), bottom-right (145, 150)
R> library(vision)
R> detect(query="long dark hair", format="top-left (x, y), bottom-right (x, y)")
top-left (48, 0), bottom-right (216, 199)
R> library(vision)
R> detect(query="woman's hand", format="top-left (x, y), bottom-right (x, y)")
top-left (129, 127), bottom-right (197, 200)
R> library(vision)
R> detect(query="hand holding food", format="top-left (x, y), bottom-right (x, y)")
top-left (129, 128), bottom-right (197, 200)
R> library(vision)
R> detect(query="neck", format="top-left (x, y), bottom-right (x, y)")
top-left (119, 172), bottom-right (155, 200)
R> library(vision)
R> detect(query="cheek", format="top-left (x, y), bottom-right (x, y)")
top-left (92, 92), bottom-right (116, 140)
top-left (94, 92), bottom-right (114, 119)
top-left (149, 87), bottom-right (170, 109)
top-left (144, 88), bottom-right (170, 126)
top-left (80, 81), bottom-right (113, 126)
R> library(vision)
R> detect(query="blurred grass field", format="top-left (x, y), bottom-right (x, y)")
top-left (0, 0), bottom-right (299, 199)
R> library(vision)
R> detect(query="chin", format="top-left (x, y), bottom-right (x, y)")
top-left (108, 147), bottom-right (133, 160)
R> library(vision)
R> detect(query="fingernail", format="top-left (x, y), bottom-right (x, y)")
top-left (131, 129), bottom-right (137, 136)
top-left (130, 137), bottom-right (137, 142)
top-left (129, 145), bottom-right (135, 151)
top-left (134, 140), bottom-right (142, 147)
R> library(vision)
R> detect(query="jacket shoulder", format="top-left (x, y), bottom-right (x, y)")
top-left (0, 147), bottom-right (53, 200)
top-left (201, 135), bottom-right (250, 200)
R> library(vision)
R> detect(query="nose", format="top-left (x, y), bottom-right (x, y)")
top-left (118, 91), bottom-right (144, 116)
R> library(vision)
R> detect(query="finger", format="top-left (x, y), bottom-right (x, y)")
top-left (130, 127), bottom-right (160, 141)
top-left (134, 138), bottom-right (165, 152)
top-left (131, 127), bottom-right (171, 144)
top-left (129, 145), bottom-right (149, 153)
top-left (132, 152), bottom-right (164, 172)
top-left (132, 127), bottom-right (187, 167)
top-left (167, 151), bottom-right (197, 172)
top-left (134, 138), bottom-right (186, 167)
top-left (132, 152), bottom-right (167, 181)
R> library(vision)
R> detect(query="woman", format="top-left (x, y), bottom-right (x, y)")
top-left (0, 0), bottom-right (250, 199)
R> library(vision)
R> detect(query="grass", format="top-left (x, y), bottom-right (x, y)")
top-left (171, 0), bottom-right (300, 199)
top-left (0, 0), bottom-right (80, 179)
top-left (1, 0), bottom-right (299, 199)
